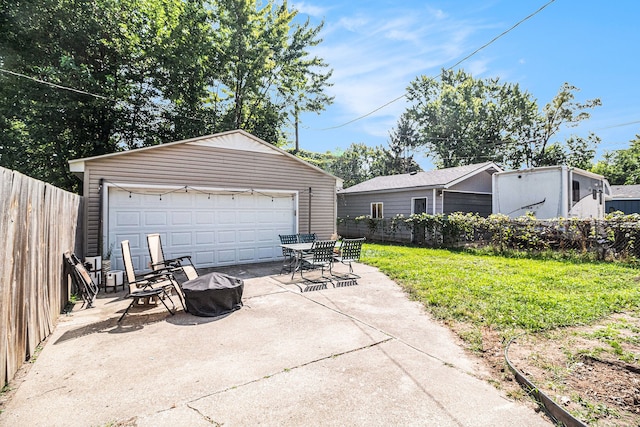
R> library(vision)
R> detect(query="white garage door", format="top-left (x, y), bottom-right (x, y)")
top-left (108, 187), bottom-right (296, 272)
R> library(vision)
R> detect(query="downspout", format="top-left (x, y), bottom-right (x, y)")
top-left (567, 167), bottom-right (573, 218)
top-left (98, 178), bottom-right (104, 256)
top-left (432, 188), bottom-right (437, 214)
top-left (308, 187), bottom-right (312, 233)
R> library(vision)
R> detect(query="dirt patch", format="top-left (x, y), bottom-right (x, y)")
top-left (456, 312), bottom-right (640, 426)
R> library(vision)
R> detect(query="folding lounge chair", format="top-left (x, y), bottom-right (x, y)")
top-left (146, 233), bottom-right (199, 281)
top-left (119, 240), bottom-right (185, 322)
top-left (299, 240), bottom-right (336, 292)
top-left (332, 238), bottom-right (365, 286)
top-left (279, 234), bottom-right (298, 274)
top-left (63, 251), bottom-right (99, 308)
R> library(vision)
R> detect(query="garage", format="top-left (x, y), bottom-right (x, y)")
top-left (108, 187), bottom-right (296, 271)
top-left (69, 130), bottom-right (340, 271)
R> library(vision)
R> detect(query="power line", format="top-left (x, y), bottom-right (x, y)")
top-left (0, 67), bottom-right (114, 101)
top-left (319, 0), bottom-right (556, 131)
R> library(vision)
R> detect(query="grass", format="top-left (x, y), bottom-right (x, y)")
top-left (361, 243), bottom-right (640, 337)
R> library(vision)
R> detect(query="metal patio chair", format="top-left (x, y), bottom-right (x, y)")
top-left (146, 233), bottom-right (199, 281)
top-left (279, 234), bottom-right (299, 274)
top-left (297, 233), bottom-right (317, 243)
top-left (298, 240), bottom-right (336, 292)
top-left (332, 238), bottom-right (365, 286)
top-left (63, 252), bottom-right (99, 308)
top-left (119, 240), bottom-right (185, 322)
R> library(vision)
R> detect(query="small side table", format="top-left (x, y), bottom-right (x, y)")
top-left (105, 270), bottom-right (125, 292)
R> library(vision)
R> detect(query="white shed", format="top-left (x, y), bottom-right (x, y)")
top-left (492, 165), bottom-right (611, 219)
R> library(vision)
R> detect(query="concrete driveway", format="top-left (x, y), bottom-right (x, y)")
top-left (0, 262), bottom-right (551, 426)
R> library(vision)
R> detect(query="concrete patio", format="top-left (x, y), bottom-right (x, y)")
top-left (0, 262), bottom-right (551, 426)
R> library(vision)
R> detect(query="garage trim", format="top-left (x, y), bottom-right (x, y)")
top-left (101, 181), bottom-right (299, 269)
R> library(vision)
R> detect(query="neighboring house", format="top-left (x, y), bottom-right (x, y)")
top-left (606, 185), bottom-right (640, 214)
top-left (492, 165), bottom-right (611, 219)
top-left (337, 162), bottom-right (502, 241)
top-left (69, 130), bottom-right (340, 271)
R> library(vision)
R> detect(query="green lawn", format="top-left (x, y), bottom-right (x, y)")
top-left (361, 243), bottom-right (640, 334)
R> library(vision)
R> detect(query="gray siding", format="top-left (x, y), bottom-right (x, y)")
top-left (606, 199), bottom-right (640, 214)
top-left (81, 138), bottom-right (337, 256)
top-left (449, 170), bottom-right (493, 192)
top-left (443, 192), bottom-right (492, 216)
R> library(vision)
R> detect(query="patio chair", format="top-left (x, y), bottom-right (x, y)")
top-left (297, 233), bottom-right (317, 243)
top-left (332, 238), bottom-right (365, 286)
top-left (299, 240), bottom-right (336, 292)
top-left (120, 240), bottom-right (185, 321)
top-left (279, 234), bottom-right (299, 274)
top-left (146, 233), bottom-right (199, 281)
top-left (63, 252), bottom-right (99, 308)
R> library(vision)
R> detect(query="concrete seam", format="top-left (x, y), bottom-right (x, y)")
top-left (186, 337), bottom-right (393, 405)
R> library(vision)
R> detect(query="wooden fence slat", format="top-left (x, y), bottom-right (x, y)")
top-left (0, 166), bottom-right (82, 387)
top-left (0, 168), bottom-right (15, 386)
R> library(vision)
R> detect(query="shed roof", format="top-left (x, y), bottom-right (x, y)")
top-left (339, 162), bottom-right (501, 194)
top-left (68, 129), bottom-right (340, 184)
top-left (610, 184), bottom-right (640, 199)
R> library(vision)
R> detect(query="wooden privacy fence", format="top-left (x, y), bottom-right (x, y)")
top-left (0, 166), bottom-right (82, 387)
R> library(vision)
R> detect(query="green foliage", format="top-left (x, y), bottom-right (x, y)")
top-left (0, 0), bottom-right (333, 190)
top-left (405, 70), bottom-right (601, 169)
top-left (339, 212), bottom-right (640, 262)
top-left (591, 135), bottom-right (640, 184)
top-left (361, 244), bottom-right (640, 334)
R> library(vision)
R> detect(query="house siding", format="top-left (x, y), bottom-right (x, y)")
top-left (606, 199), bottom-right (640, 214)
top-left (337, 189), bottom-right (440, 241)
top-left (81, 139), bottom-right (337, 256)
top-left (443, 192), bottom-right (492, 216)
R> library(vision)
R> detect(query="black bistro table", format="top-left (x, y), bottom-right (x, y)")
top-left (181, 272), bottom-right (244, 317)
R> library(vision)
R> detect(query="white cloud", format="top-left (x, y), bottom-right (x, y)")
top-left (292, 2), bottom-right (327, 17)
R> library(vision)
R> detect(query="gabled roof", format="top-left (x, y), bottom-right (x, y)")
top-left (68, 129), bottom-right (340, 183)
top-left (610, 184), bottom-right (640, 199)
top-left (339, 162), bottom-right (502, 194)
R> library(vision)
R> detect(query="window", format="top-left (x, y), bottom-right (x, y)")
top-left (572, 180), bottom-right (580, 203)
top-left (371, 202), bottom-right (383, 219)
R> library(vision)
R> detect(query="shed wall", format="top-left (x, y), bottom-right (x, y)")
top-left (82, 142), bottom-right (337, 256)
top-left (606, 199), bottom-right (640, 214)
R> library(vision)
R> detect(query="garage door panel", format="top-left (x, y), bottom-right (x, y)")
top-left (218, 230), bottom-right (236, 244)
top-left (195, 231), bottom-right (215, 244)
top-left (115, 233), bottom-right (142, 249)
top-left (109, 187), bottom-right (296, 270)
top-left (238, 211), bottom-right (256, 223)
top-left (171, 211), bottom-right (192, 225)
top-left (169, 232), bottom-right (192, 246)
top-left (218, 211), bottom-right (236, 224)
top-left (238, 248), bottom-right (255, 261)
top-left (218, 249), bottom-right (236, 263)
top-left (195, 211), bottom-right (214, 225)
top-left (115, 211), bottom-right (141, 227)
top-left (257, 229), bottom-right (274, 241)
top-left (195, 251), bottom-right (215, 265)
top-left (257, 246), bottom-right (274, 259)
top-left (143, 211), bottom-right (168, 227)
top-left (238, 230), bottom-right (256, 242)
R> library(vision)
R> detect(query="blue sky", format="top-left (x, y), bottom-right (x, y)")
top-left (289, 0), bottom-right (640, 170)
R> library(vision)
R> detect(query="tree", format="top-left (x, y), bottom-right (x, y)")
top-left (0, 0), bottom-right (333, 190)
top-left (405, 69), bottom-right (601, 170)
top-left (592, 136), bottom-right (640, 185)
top-left (372, 113), bottom-right (421, 175)
top-left (211, 0), bottom-right (332, 145)
top-left (406, 69), bottom-right (537, 168)
top-left (513, 83), bottom-right (601, 168)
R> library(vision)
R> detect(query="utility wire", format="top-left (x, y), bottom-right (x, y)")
top-left (320, 0), bottom-right (556, 131)
top-left (0, 67), bottom-right (114, 101)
